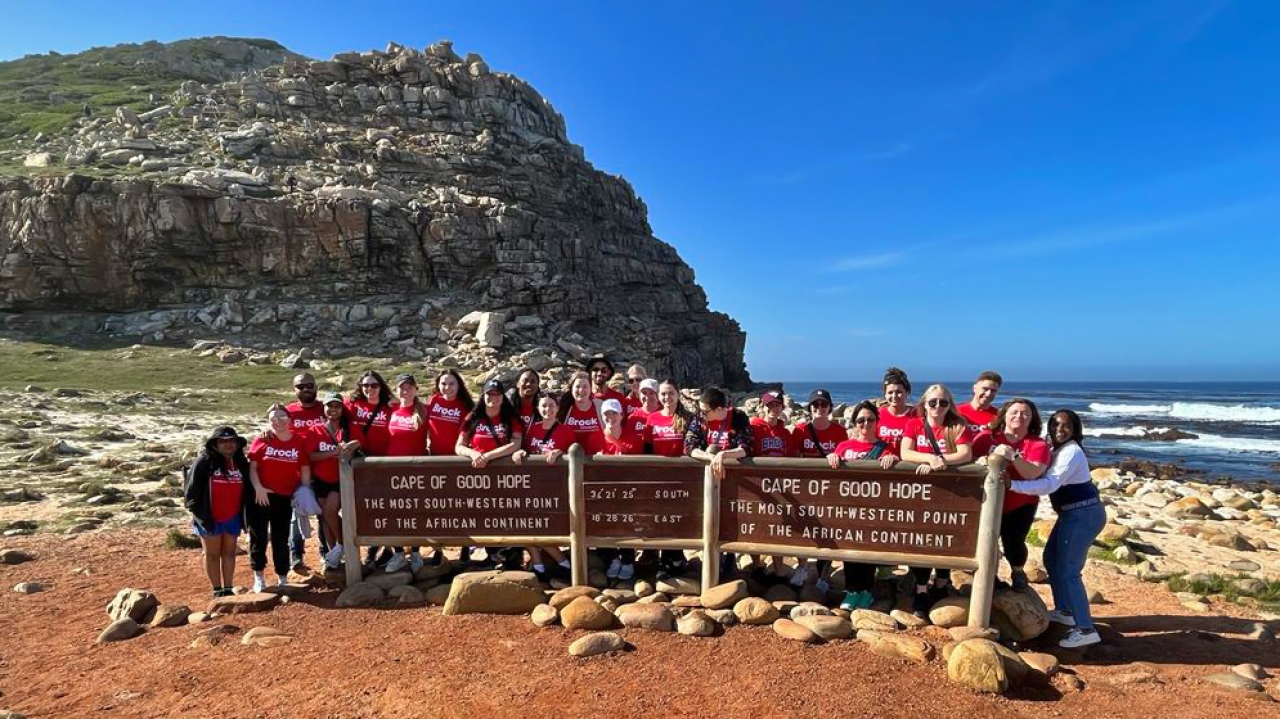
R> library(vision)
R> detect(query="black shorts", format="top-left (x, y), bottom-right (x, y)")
top-left (313, 479), bottom-right (340, 499)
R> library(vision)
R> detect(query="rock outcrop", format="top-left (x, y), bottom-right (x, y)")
top-left (0, 38), bottom-right (750, 387)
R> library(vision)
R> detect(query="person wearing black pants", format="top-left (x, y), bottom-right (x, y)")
top-left (975, 398), bottom-right (1052, 591)
top-left (249, 493), bottom-right (294, 581)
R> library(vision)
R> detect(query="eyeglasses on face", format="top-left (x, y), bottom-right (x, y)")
top-left (811, 401), bottom-right (831, 409)
top-left (926, 398), bottom-right (951, 408)
top-left (854, 417), bottom-right (875, 425)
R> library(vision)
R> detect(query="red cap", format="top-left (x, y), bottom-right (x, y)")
top-left (760, 391), bottom-right (783, 406)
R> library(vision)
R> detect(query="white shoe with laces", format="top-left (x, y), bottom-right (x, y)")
top-left (1059, 628), bottom-right (1100, 648)
top-left (251, 572), bottom-right (266, 594)
top-left (1047, 609), bottom-right (1077, 627)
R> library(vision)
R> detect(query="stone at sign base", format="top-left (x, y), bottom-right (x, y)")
top-left (560, 595), bottom-right (616, 631)
top-left (990, 588), bottom-right (1049, 641)
top-left (656, 576), bottom-right (700, 596)
top-left (442, 571), bottom-right (545, 615)
top-left (550, 585), bottom-right (600, 610)
top-left (97, 617), bottom-right (142, 644)
top-left (207, 591), bottom-right (281, 615)
top-left (700, 580), bottom-right (748, 609)
top-left (857, 630), bottom-right (934, 663)
top-left (948, 639), bottom-right (1009, 694)
top-left (568, 632), bottom-right (625, 657)
top-left (733, 597), bottom-right (780, 625)
top-left (677, 610), bottom-right (717, 636)
top-left (795, 615), bottom-right (854, 641)
top-left (773, 618), bottom-right (820, 643)
top-left (616, 603), bottom-right (676, 632)
top-left (531, 604), bottom-right (559, 627)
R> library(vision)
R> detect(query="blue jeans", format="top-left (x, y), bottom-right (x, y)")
top-left (289, 512), bottom-right (330, 562)
top-left (1043, 501), bottom-right (1106, 630)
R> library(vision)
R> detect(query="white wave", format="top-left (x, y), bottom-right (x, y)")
top-left (1085, 425), bottom-right (1280, 454)
top-left (1088, 403), bottom-right (1171, 415)
top-left (1084, 426), bottom-right (1166, 437)
top-left (1088, 401), bottom-right (1280, 424)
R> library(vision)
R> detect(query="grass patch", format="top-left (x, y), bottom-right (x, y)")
top-left (1166, 572), bottom-right (1280, 608)
top-left (1025, 528), bottom-right (1045, 547)
top-left (1088, 545), bottom-right (1139, 565)
top-left (164, 527), bottom-right (202, 550)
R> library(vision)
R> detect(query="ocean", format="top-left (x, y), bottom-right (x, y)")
top-left (778, 381), bottom-right (1280, 482)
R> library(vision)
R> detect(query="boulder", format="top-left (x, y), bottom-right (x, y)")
top-left (0, 549), bottom-right (35, 565)
top-left (148, 605), bottom-right (191, 628)
top-left (1205, 672), bottom-right (1265, 694)
top-left (704, 608), bottom-right (738, 626)
top-left (763, 584), bottom-right (797, 603)
top-left (949, 626), bottom-right (999, 643)
top-left (734, 597), bottom-right (780, 625)
top-left (13, 582), bottom-right (43, 594)
top-left (1164, 496), bottom-right (1213, 519)
top-left (568, 631), bottom-right (625, 657)
top-left (1097, 523), bottom-right (1132, 543)
top-left (789, 602), bottom-right (834, 619)
top-left (335, 582), bottom-right (387, 607)
top-left (208, 592), bottom-right (281, 615)
top-left (700, 580), bottom-right (748, 610)
top-left (616, 603), bottom-right (675, 632)
top-left (241, 626), bottom-right (293, 647)
top-left (858, 630), bottom-right (934, 663)
top-left (633, 580), bottom-right (655, 598)
top-left (773, 618), bottom-right (820, 643)
top-left (442, 571), bottom-right (545, 615)
top-left (636, 592), bottom-right (670, 604)
top-left (561, 596), bottom-right (616, 631)
top-left (890, 609), bottom-right (928, 629)
top-left (107, 588), bottom-right (158, 622)
top-left (475, 312), bottom-right (505, 348)
top-left (364, 570), bottom-right (414, 590)
top-left (425, 583), bottom-right (452, 605)
top-left (677, 609), bottom-right (717, 636)
top-left (990, 588), bottom-right (1048, 641)
top-left (672, 595), bottom-right (702, 608)
top-left (947, 639), bottom-right (1009, 694)
top-left (388, 585), bottom-right (426, 605)
top-left (795, 615), bottom-right (854, 641)
top-left (928, 596), bottom-right (970, 628)
top-left (1020, 652), bottom-right (1061, 679)
top-left (850, 609), bottom-right (898, 633)
top-left (656, 575), bottom-right (700, 596)
top-left (550, 585), bottom-right (601, 609)
top-left (531, 604), bottom-right (559, 627)
top-left (97, 618), bottom-right (142, 644)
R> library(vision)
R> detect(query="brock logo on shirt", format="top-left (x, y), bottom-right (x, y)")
top-left (565, 416), bottom-right (599, 429)
top-left (264, 446), bottom-right (299, 460)
top-left (389, 414), bottom-right (418, 430)
top-left (292, 417), bottom-right (325, 429)
top-left (803, 438), bottom-right (837, 452)
top-left (433, 406), bottom-right (463, 420)
top-left (760, 436), bottom-right (786, 452)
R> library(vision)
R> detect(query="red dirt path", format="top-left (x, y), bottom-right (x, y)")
top-left (1, 530), bottom-right (1277, 718)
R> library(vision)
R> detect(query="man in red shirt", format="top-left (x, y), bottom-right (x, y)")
top-left (587, 356), bottom-right (627, 404)
top-left (957, 370), bottom-right (1002, 435)
top-left (750, 391), bottom-right (796, 458)
top-left (285, 372), bottom-right (327, 569)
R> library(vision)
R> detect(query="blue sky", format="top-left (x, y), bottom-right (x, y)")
top-left (4, 1), bottom-right (1279, 382)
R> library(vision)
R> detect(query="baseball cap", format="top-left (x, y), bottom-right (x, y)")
top-left (321, 392), bottom-right (345, 405)
top-left (808, 389), bottom-right (833, 406)
top-left (392, 373), bottom-right (416, 387)
top-left (639, 378), bottom-right (659, 394)
top-left (482, 378), bottom-right (504, 394)
top-left (601, 398), bottom-right (623, 416)
top-left (760, 390), bottom-right (784, 406)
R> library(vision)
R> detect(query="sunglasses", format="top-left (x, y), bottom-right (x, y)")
top-left (295, 383), bottom-right (316, 390)
top-left (854, 417), bottom-right (876, 425)
top-left (360, 382), bottom-right (379, 388)
top-left (627, 378), bottom-right (641, 384)
top-left (926, 398), bottom-right (951, 408)
top-left (811, 401), bottom-right (831, 409)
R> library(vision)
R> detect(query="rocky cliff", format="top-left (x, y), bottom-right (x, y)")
top-left (0, 39), bottom-right (750, 388)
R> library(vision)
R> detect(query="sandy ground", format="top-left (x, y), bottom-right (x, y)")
top-left (1, 529), bottom-right (1278, 719)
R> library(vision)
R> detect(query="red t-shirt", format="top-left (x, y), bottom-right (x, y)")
top-left (877, 406), bottom-right (913, 445)
top-left (285, 401), bottom-right (326, 433)
top-left (385, 404), bottom-right (429, 457)
top-left (645, 412), bottom-right (685, 457)
top-left (833, 437), bottom-right (897, 462)
top-left (516, 397), bottom-right (538, 430)
top-left (902, 418), bottom-right (975, 456)
top-left (957, 403), bottom-right (999, 436)
top-left (425, 395), bottom-right (467, 456)
top-left (305, 423), bottom-right (349, 484)
top-left (466, 416), bottom-right (517, 453)
top-left (209, 461), bottom-right (244, 523)
top-left (604, 414), bottom-right (646, 455)
top-left (623, 394), bottom-right (644, 413)
top-left (972, 431), bottom-right (1052, 512)
top-left (346, 398), bottom-right (391, 456)
top-left (750, 417), bottom-right (796, 457)
top-left (793, 421), bottom-right (849, 458)
top-left (248, 432), bottom-right (309, 495)
top-left (594, 387), bottom-right (627, 405)
top-left (564, 403), bottom-right (606, 454)
top-left (524, 421), bottom-right (577, 455)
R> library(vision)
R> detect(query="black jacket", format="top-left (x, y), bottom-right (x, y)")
top-left (183, 426), bottom-right (252, 531)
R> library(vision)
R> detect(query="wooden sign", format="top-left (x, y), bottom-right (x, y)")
top-left (582, 463), bottom-right (703, 540)
top-left (351, 462), bottom-right (570, 538)
top-left (718, 465), bottom-right (984, 558)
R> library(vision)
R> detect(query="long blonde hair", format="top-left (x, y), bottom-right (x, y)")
top-left (916, 384), bottom-right (967, 449)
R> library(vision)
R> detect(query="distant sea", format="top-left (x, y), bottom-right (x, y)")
top-left (779, 381), bottom-right (1280, 482)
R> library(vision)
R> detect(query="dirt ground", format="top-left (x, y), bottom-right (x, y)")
top-left (1, 529), bottom-right (1278, 719)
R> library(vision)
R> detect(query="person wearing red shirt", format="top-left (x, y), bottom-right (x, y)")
top-left (456, 379), bottom-right (523, 464)
top-left (877, 367), bottom-right (914, 446)
top-left (587, 356), bottom-right (627, 405)
top-left (793, 389), bottom-right (848, 458)
top-left (513, 393), bottom-right (574, 582)
top-left (382, 374), bottom-right (433, 573)
top-left (622, 363), bottom-right (648, 413)
top-left (558, 371), bottom-right (606, 455)
top-left (425, 369), bottom-right (474, 457)
top-left (285, 372), bottom-right (326, 432)
top-left (645, 379), bottom-right (694, 458)
top-left (685, 386), bottom-right (753, 581)
top-left (974, 398), bottom-right (1051, 591)
top-left (247, 404), bottom-right (311, 593)
top-left (507, 369), bottom-right (542, 430)
top-left (750, 391), bottom-right (796, 459)
top-left (825, 400), bottom-right (899, 610)
top-left (899, 383), bottom-right (975, 619)
top-left (183, 425), bottom-right (252, 598)
top-left (602, 398), bottom-right (646, 456)
top-left (635, 378), bottom-right (662, 414)
top-left (307, 393), bottom-right (361, 571)
top-left (957, 370), bottom-right (1003, 435)
top-left (347, 371), bottom-right (393, 457)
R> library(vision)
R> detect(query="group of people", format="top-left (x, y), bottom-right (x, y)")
top-left (183, 360), bottom-right (1106, 649)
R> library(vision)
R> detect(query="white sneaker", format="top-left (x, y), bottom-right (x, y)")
top-left (1047, 609), bottom-right (1077, 627)
top-left (277, 574), bottom-right (289, 587)
top-left (324, 544), bottom-right (344, 569)
top-left (385, 552), bottom-right (409, 573)
top-left (1059, 628), bottom-right (1101, 648)
top-left (606, 558), bottom-right (622, 579)
top-left (251, 572), bottom-right (266, 593)
top-left (789, 565), bottom-right (808, 587)
top-left (408, 552), bottom-right (425, 574)
top-left (618, 563), bottom-right (635, 581)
